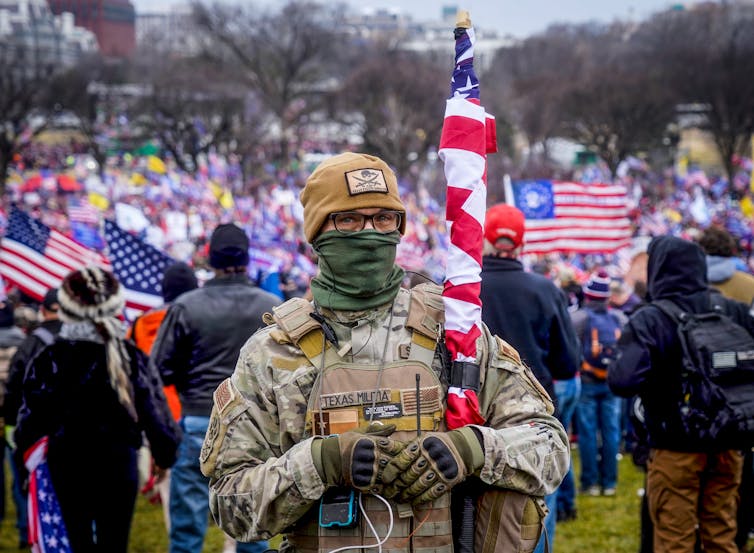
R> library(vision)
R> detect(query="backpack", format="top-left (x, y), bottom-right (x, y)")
top-left (654, 296), bottom-right (754, 449)
top-left (581, 308), bottom-right (622, 380)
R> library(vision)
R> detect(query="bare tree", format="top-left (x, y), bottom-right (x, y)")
top-left (489, 25), bottom-right (587, 167)
top-left (339, 47), bottom-right (447, 180)
top-left (558, 23), bottom-right (675, 178)
top-left (42, 55), bottom-right (130, 176)
top-left (639, 4), bottom-right (754, 191)
top-left (131, 53), bottom-right (243, 173)
top-left (192, 1), bottom-right (342, 163)
top-left (0, 41), bottom-right (55, 193)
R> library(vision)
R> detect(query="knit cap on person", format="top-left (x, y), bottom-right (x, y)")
top-left (484, 204), bottom-right (525, 250)
top-left (209, 224), bottom-right (250, 269)
top-left (58, 267), bottom-right (124, 322)
top-left (42, 288), bottom-right (59, 312)
top-left (584, 270), bottom-right (611, 301)
top-left (300, 152), bottom-right (406, 243)
top-left (161, 262), bottom-right (198, 303)
top-left (58, 266), bottom-right (136, 420)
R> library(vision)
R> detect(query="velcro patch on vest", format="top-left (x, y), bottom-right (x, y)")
top-left (496, 336), bottom-right (522, 364)
top-left (400, 386), bottom-right (442, 415)
top-left (312, 409), bottom-right (359, 435)
top-left (345, 168), bottom-right (388, 195)
top-left (320, 388), bottom-right (391, 409)
top-left (214, 378), bottom-right (236, 413)
top-left (363, 402), bottom-right (404, 420)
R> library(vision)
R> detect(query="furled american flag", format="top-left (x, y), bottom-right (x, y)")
top-left (104, 220), bottom-right (174, 317)
top-left (439, 13), bottom-right (495, 430)
top-left (507, 179), bottom-right (631, 255)
top-left (24, 437), bottom-right (72, 553)
top-left (0, 206), bottom-right (111, 300)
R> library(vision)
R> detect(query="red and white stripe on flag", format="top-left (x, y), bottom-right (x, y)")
top-left (439, 96), bottom-right (490, 362)
top-left (0, 228), bottom-right (111, 301)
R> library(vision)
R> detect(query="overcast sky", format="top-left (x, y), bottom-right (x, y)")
top-left (132, 0), bottom-right (692, 37)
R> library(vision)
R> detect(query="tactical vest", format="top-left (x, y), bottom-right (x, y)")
top-left (272, 284), bottom-right (453, 553)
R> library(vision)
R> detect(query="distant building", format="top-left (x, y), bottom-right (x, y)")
top-left (0, 0), bottom-right (97, 69)
top-left (47, 0), bottom-right (135, 57)
top-left (136, 4), bottom-right (199, 54)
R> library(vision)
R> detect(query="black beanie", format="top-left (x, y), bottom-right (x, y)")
top-left (42, 288), bottom-right (59, 312)
top-left (209, 224), bottom-right (249, 269)
top-left (161, 262), bottom-right (198, 303)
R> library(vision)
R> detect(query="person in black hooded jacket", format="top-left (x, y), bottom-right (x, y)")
top-left (14, 267), bottom-right (180, 553)
top-left (608, 235), bottom-right (752, 553)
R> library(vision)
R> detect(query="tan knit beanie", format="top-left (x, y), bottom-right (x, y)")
top-left (300, 153), bottom-right (406, 242)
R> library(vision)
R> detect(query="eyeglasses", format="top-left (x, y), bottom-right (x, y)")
top-left (329, 210), bottom-right (403, 234)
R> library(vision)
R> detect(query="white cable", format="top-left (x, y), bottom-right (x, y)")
top-left (326, 493), bottom-right (394, 553)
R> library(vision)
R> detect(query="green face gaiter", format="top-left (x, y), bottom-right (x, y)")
top-left (311, 230), bottom-right (405, 311)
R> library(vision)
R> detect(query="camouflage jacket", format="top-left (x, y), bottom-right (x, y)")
top-left (200, 287), bottom-right (569, 542)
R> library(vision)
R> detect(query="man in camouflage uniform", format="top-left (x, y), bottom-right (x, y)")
top-left (201, 153), bottom-right (570, 553)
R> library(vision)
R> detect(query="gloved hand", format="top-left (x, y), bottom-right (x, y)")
top-left (312, 423), bottom-right (405, 493)
top-left (381, 427), bottom-right (484, 505)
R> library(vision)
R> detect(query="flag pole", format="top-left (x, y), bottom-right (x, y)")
top-left (439, 9), bottom-right (497, 553)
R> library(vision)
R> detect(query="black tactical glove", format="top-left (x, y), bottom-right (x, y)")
top-left (381, 427), bottom-right (484, 504)
top-left (312, 423), bottom-right (405, 493)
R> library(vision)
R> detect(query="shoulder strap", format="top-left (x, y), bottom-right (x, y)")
top-left (652, 299), bottom-right (685, 323)
top-left (709, 290), bottom-right (726, 312)
top-left (32, 326), bottom-right (55, 346)
top-left (271, 298), bottom-right (338, 367)
top-left (407, 283), bottom-right (445, 366)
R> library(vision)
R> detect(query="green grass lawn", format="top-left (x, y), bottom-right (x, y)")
top-left (0, 452), bottom-right (743, 552)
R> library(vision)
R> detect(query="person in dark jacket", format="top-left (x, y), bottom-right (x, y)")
top-left (0, 300), bottom-right (24, 543)
top-left (479, 203), bottom-right (580, 553)
top-left (6, 288), bottom-right (63, 429)
top-left (608, 236), bottom-right (752, 553)
top-left (151, 223), bottom-right (281, 553)
top-left (4, 288), bottom-right (61, 548)
top-left (571, 271), bottom-right (627, 497)
top-left (14, 267), bottom-right (180, 553)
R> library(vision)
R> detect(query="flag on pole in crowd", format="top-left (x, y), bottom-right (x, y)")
top-left (440, 11), bottom-right (495, 430)
top-left (66, 197), bottom-right (99, 225)
top-left (505, 179), bottom-right (631, 255)
top-left (0, 206), bottom-right (111, 300)
top-left (103, 220), bottom-right (175, 317)
top-left (24, 437), bottom-right (72, 553)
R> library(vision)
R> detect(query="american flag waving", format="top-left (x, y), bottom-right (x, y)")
top-left (440, 12), bottom-right (496, 430)
top-left (0, 206), bottom-right (175, 319)
top-left (104, 220), bottom-right (175, 317)
top-left (0, 206), bottom-right (111, 300)
top-left (24, 437), bottom-right (72, 553)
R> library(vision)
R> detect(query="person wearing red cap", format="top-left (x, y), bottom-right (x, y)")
top-left (479, 203), bottom-right (581, 550)
top-left (570, 270), bottom-right (628, 498)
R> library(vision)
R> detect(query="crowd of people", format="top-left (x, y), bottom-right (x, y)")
top-left (1, 145), bottom-right (754, 553)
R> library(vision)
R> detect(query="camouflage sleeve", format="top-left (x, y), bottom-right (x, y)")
top-left (471, 327), bottom-right (570, 496)
top-left (200, 333), bottom-right (326, 541)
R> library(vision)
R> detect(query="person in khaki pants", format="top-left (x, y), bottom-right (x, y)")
top-left (609, 236), bottom-right (748, 553)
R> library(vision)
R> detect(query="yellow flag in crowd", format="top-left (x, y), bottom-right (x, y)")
top-left (741, 196), bottom-right (754, 220)
top-left (88, 192), bottom-right (109, 210)
top-left (147, 155), bottom-right (167, 175)
top-left (130, 173), bottom-right (147, 186)
top-left (210, 182), bottom-right (235, 209)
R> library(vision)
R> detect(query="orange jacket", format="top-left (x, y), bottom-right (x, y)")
top-left (128, 308), bottom-right (181, 421)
